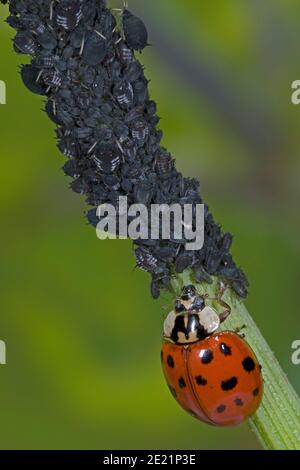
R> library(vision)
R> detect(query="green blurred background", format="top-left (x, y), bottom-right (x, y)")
top-left (0, 0), bottom-right (300, 450)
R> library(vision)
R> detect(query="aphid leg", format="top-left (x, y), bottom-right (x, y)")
top-left (36, 69), bottom-right (43, 83)
top-left (217, 280), bottom-right (228, 301)
top-left (79, 35), bottom-right (85, 56)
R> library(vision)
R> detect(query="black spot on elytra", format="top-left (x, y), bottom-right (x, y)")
top-left (221, 376), bottom-right (238, 391)
top-left (235, 397), bottom-right (244, 406)
top-left (242, 356), bottom-right (255, 372)
top-left (201, 349), bottom-right (213, 364)
top-left (178, 377), bottom-right (186, 388)
top-left (167, 354), bottom-right (174, 368)
top-left (160, 351), bottom-right (163, 362)
top-left (253, 387), bottom-right (260, 397)
top-left (168, 385), bottom-right (177, 398)
top-left (220, 343), bottom-right (231, 356)
top-left (195, 375), bottom-right (207, 386)
top-left (216, 404), bottom-right (226, 413)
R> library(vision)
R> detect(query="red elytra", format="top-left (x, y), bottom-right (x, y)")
top-left (161, 331), bottom-right (263, 426)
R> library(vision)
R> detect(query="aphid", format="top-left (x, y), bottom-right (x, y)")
top-left (21, 64), bottom-right (47, 95)
top-left (120, 137), bottom-right (137, 162)
top-left (36, 31), bottom-right (57, 50)
top-left (124, 106), bottom-right (143, 124)
top-left (193, 263), bottom-right (212, 284)
top-left (231, 274), bottom-right (249, 299)
top-left (69, 28), bottom-right (85, 49)
top-left (82, 33), bottom-right (107, 66)
top-left (45, 99), bottom-right (62, 125)
top-left (117, 41), bottom-right (133, 64)
top-left (14, 31), bottom-right (38, 56)
top-left (62, 159), bottom-right (79, 178)
top-left (58, 87), bottom-right (72, 100)
top-left (32, 22), bottom-right (47, 35)
top-left (97, 9), bottom-right (116, 40)
top-left (151, 278), bottom-right (160, 300)
top-left (80, 67), bottom-right (97, 86)
top-left (75, 127), bottom-right (93, 140)
top-left (62, 45), bottom-right (74, 60)
top-left (131, 119), bottom-right (148, 142)
top-left (146, 100), bottom-right (157, 115)
top-left (58, 135), bottom-right (78, 158)
top-left (6, 14), bottom-right (21, 29)
top-left (56, 107), bottom-right (75, 127)
top-left (114, 81), bottom-right (133, 108)
top-left (42, 70), bottom-right (62, 88)
top-left (132, 78), bottom-right (148, 105)
top-left (154, 245), bottom-right (176, 263)
top-left (102, 174), bottom-right (121, 191)
top-left (86, 208), bottom-right (99, 227)
top-left (93, 145), bottom-right (121, 174)
top-left (124, 61), bottom-right (143, 83)
top-left (70, 178), bottom-right (88, 195)
top-left (156, 151), bottom-right (173, 176)
top-left (55, 0), bottom-right (83, 31)
top-left (162, 285), bottom-right (263, 426)
top-left (108, 61), bottom-right (122, 81)
top-left (175, 254), bottom-right (192, 274)
top-left (122, 9), bottom-right (148, 52)
top-left (35, 54), bottom-right (58, 68)
top-left (135, 248), bottom-right (164, 275)
top-left (134, 180), bottom-right (153, 205)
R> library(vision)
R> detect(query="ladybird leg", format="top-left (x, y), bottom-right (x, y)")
top-left (217, 280), bottom-right (230, 301)
top-left (218, 299), bottom-right (231, 324)
top-left (213, 280), bottom-right (231, 323)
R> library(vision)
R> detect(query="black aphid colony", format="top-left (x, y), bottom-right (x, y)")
top-left (2, 0), bottom-right (249, 299)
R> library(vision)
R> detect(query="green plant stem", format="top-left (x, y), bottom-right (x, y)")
top-left (170, 270), bottom-right (300, 450)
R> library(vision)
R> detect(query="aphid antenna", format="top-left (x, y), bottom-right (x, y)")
top-left (115, 138), bottom-right (124, 155)
top-left (175, 244), bottom-right (181, 257)
top-left (115, 37), bottom-right (122, 45)
top-left (94, 30), bottom-right (106, 40)
top-left (79, 35), bottom-right (85, 56)
top-left (35, 69), bottom-right (43, 83)
top-left (87, 141), bottom-right (98, 155)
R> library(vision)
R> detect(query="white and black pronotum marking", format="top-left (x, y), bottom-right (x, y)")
top-left (163, 285), bottom-right (230, 345)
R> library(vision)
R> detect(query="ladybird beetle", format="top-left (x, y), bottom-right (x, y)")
top-left (161, 285), bottom-right (263, 426)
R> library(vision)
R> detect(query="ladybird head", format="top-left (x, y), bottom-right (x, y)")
top-left (181, 284), bottom-right (196, 300)
top-left (174, 285), bottom-right (206, 313)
